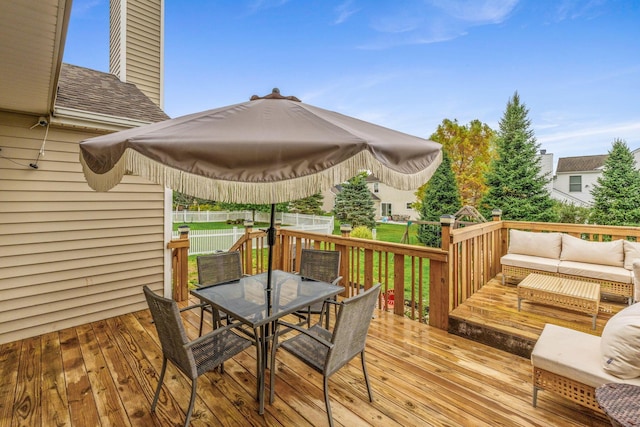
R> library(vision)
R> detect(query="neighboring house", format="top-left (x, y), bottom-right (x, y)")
top-left (553, 155), bottom-right (607, 206)
top-left (0, 0), bottom-right (169, 345)
top-left (321, 175), bottom-right (419, 221)
top-left (366, 174), bottom-right (417, 220)
top-left (551, 148), bottom-right (640, 207)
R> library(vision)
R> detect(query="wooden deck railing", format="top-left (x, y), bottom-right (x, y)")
top-left (445, 218), bottom-right (640, 326)
top-left (229, 224), bottom-right (448, 325)
top-left (172, 217), bottom-right (640, 331)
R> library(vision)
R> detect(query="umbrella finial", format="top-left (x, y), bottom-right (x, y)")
top-left (250, 88), bottom-right (301, 102)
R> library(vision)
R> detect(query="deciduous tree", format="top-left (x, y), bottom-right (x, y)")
top-left (428, 118), bottom-right (494, 206)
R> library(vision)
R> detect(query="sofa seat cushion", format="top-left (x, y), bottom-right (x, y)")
top-left (601, 303), bottom-right (640, 379)
top-left (558, 261), bottom-right (632, 284)
top-left (532, 324), bottom-right (640, 388)
top-left (507, 230), bottom-right (563, 259)
top-left (501, 253), bottom-right (560, 273)
top-left (560, 234), bottom-right (624, 267)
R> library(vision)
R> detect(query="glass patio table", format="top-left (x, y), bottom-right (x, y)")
top-left (190, 269), bottom-right (343, 414)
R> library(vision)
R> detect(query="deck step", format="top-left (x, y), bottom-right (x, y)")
top-left (448, 279), bottom-right (626, 358)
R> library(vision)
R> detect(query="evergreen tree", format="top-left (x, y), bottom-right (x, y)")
top-left (334, 172), bottom-right (376, 228)
top-left (417, 153), bottom-right (462, 247)
top-left (590, 139), bottom-right (640, 226)
top-left (289, 192), bottom-right (324, 215)
top-left (479, 92), bottom-right (556, 221)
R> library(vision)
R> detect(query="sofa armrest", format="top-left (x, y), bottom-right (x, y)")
top-left (633, 260), bottom-right (640, 303)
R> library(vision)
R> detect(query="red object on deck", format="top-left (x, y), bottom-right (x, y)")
top-left (386, 289), bottom-right (395, 308)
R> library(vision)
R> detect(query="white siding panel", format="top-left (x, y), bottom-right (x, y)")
top-left (0, 112), bottom-right (166, 345)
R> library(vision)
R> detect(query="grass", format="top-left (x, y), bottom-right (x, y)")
top-left (182, 218), bottom-right (431, 310)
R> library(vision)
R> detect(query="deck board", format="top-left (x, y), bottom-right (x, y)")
top-left (449, 277), bottom-right (626, 357)
top-left (0, 294), bottom-right (611, 427)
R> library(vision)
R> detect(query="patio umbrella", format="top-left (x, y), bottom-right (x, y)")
top-left (79, 88), bottom-right (442, 294)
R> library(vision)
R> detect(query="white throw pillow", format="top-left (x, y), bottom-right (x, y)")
top-left (507, 230), bottom-right (562, 259)
top-left (560, 234), bottom-right (624, 267)
top-left (624, 240), bottom-right (640, 270)
top-left (601, 303), bottom-right (640, 379)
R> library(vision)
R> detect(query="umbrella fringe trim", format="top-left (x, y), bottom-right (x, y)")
top-left (80, 148), bottom-right (442, 204)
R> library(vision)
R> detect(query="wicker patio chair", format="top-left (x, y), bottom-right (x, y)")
top-left (196, 251), bottom-right (244, 335)
top-left (295, 249), bottom-right (342, 328)
top-left (270, 283), bottom-right (381, 427)
top-left (143, 286), bottom-right (253, 427)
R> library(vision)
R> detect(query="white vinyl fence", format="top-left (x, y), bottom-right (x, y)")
top-left (172, 211), bottom-right (334, 255)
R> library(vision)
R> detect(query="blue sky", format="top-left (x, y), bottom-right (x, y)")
top-left (64, 0), bottom-right (640, 165)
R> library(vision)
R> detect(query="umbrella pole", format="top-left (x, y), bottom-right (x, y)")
top-left (266, 203), bottom-right (276, 291)
top-left (264, 204), bottom-right (276, 376)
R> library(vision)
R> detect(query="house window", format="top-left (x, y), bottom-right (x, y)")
top-left (373, 183), bottom-right (379, 193)
top-left (569, 176), bottom-right (582, 192)
top-left (406, 202), bottom-right (413, 210)
top-left (381, 203), bottom-right (392, 217)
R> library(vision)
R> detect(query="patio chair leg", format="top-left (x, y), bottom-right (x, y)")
top-left (199, 307), bottom-right (205, 337)
top-left (532, 386), bottom-right (538, 407)
top-left (361, 352), bottom-right (374, 402)
top-left (323, 375), bottom-right (334, 427)
top-left (269, 323), bottom-right (281, 404)
top-left (151, 357), bottom-right (168, 412)
top-left (184, 379), bottom-right (197, 427)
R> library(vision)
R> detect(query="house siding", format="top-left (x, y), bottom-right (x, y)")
top-left (554, 170), bottom-right (600, 205)
top-left (109, 0), bottom-right (163, 107)
top-left (367, 182), bottom-right (418, 220)
top-left (0, 112), bottom-right (165, 345)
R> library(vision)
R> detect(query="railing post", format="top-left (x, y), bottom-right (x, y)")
top-left (337, 224), bottom-right (351, 295)
top-left (243, 220), bottom-right (254, 274)
top-left (492, 208), bottom-right (502, 222)
top-left (430, 215), bottom-right (454, 330)
top-left (274, 220), bottom-right (282, 270)
top-left (167, 225), bottom-right (190, 302)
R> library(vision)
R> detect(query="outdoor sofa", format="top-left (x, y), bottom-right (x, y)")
top-left (531, 295), bottom-right (640, 413)
top-left (501, 229), bottom-right (640, 304)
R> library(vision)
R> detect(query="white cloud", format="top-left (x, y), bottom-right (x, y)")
top-left (247, 0), bottom-right (290, 13)
top-left (333, 1), bottom-right (360, 25)
top-left (429, 0), bottom-right (519, 24)
top-left (358, 0), bottom-right (518, 49)
top-left (538, 121), bottom-right (640, 144)
top-left (537, 120), bottom-right (640, 162)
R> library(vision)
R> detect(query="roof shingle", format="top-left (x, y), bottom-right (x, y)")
top-left (556, 155), bottom-right (608, 173)
top-left (56, 63), bottom-right (169, 123)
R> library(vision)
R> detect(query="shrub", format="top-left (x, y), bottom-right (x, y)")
top-left (350, 226), bottom-right (373, 239)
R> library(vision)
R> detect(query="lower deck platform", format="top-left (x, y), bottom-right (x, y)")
top-left (448, 277), bottom-right (626, 358)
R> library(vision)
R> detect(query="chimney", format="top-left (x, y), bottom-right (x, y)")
top-left (110, 0), bottom-right (164, 108)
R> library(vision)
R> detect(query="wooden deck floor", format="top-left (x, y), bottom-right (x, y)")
top-left (449, 277), bottom-right (627, 357)
top-left (0, 292), bottom-right (611, 427)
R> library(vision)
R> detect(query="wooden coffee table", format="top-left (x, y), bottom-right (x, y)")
top-left (517, 273), bottom-right (600, 329)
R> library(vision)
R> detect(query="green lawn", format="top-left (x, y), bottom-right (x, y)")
top-left (180, 218), bottom-right (430, 311)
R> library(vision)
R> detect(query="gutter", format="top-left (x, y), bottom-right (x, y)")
top-left (51, 106), bottom-right (155, 132)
